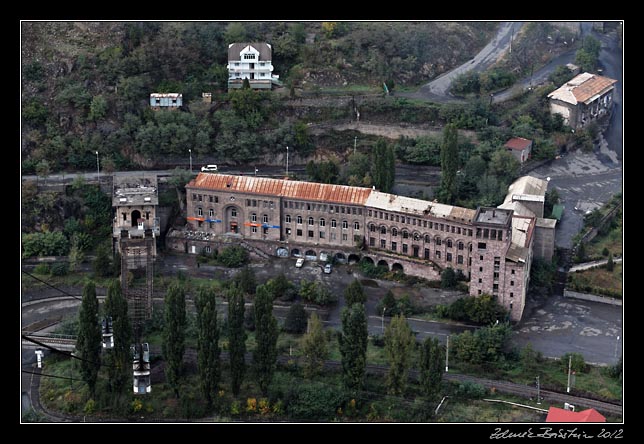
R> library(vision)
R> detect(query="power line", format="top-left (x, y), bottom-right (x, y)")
top-left (22, 369), bottom-right (79, 382)
top-left (21, 270), bottom-right (82, 301)
top-left (22, 335), bottom-right (116, 370)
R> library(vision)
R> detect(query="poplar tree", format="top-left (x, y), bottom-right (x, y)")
top-left (253, 285), bottom-right (278, 396)
top-left (439, 123), bottom-right (459, 203)
top-left (77, 281), bottom-right (102, 397)
top-left (301, 313), bottom-right (329, 378)
top-left (195, 285), bottom-right (220, 408)
top-left (103, 279), bottom-right (131, 395)
top-left (344, 279), bottom-right (366, 306)
top-left (227, 283), bottom-right (246, 396)
top-left (419, 337), bottom-right (444, 398)
top-left (339, 303), bottom-right (368, 390)
top-left (384, 314), bottom-right (415, 395)
top-left (163, 281), bottom-right (187, 398)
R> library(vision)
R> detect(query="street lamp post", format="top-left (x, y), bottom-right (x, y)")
top-left (354, 136), bottom-right (357, 154)
top-left (286, 146), bottom-right (289, 178)
top-left (188, 149), bottom-right (192, 173)
top-left (381, 307), bottom-right (386, 334)
top-left (95, 151), bottom-right (100, 184)
top-left (255, 167), bottom-right (258, 176)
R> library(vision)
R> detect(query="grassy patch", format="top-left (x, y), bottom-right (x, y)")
top-left (587, 214), bottom-right (622, 258)
top-left (568, 264), bottom-right (622, 296)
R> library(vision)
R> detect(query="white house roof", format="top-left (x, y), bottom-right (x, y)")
top-left (365, 191), bottom-right (476, 223)
top-left (547, 72), bottom-right (617, 105)
top-left (228, 42), bottom-right (272, 61)
top-left (503, 176), bottom-right (548, 205)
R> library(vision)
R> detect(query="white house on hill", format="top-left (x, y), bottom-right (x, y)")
top-left (227, 42), bottom-right (280, 90)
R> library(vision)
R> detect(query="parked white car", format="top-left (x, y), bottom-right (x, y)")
top-left (201, 164), bottom-right (218, 172)
top-left (324, 263), bottom-right (332, 274)
top-left (295, 258), bottom-right (304, 268)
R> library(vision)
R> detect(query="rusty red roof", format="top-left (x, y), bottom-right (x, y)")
top-left (505, 137), bottom-right (532, 151)
top-left (546, 407), bottom-right (606, 423)
top-left (188, 174), bottom-right (372, 205)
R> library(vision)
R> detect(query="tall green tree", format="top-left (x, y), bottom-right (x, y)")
top-left (195, 285), bottom-right (220, 408)
top-left (344, 279), bottom-right (366, 306)
top-left (253, 285), bottom-right (279, 396)
top-left (77, 281), bottom-right (102, 397)
top-left (301, 312), bottom-right (329, 378)
top-left (384, 144), bottom-right (396, 193)
top-left (283, 302), bottom-right (308, 334)
top-left (103, 279), bottom-right (131, 395)
top-left (606, 252), bottom-right (615, 272)
top-left (384, 314), bottom-right (415, 395)
top-left (93, 244), bottom-right (112, 278)
top-left (419, 337), bottom-right (444, 398)
top-left (439, 123), bottom-right (459, 203)
top-left (339, 303), bottom-right (368, 390)
top-left (372, 138), bottom-right (387, 191)
top-left (163, 281), bottom-right (187, 398)
top-left (233, 266), bottom-right (257, 295)
top-left (227, 283), bottom-right (246, 396)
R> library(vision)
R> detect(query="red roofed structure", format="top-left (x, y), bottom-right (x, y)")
top-left (546, 407), bottom-right (606, 423)
top-left (504, 137), bottom-right (533, 164)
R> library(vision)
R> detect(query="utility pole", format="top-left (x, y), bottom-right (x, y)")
top-left (188, 149), bottom-right (192, 173)
top-left (286, 146), bottom-right (289, 178)
top-left (536, 376), bottom-right (541, 404)
top-left (566, 355), bottom-right (572, 393)
top-left (445, 335), bottom-right (449, 372)
top-left (95, 151), bottom-right (100, 184)
top-left (354, 136), bottom-right (357, 155)
top-left (381, 307), bottom-right (386, 334)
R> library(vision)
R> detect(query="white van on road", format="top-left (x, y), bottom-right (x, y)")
top-left (201, 165), bottom-right (218, 172)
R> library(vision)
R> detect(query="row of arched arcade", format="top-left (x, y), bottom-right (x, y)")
top-left (274, 247), bottom-right (404, 273)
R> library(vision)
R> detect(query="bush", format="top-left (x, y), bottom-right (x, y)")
top-left (50, 262), bottom-right (69, 276)
top-left (560, 352), bottom-right (587, 373)
top-left (33, 263), bottom-right (51, 275)
top-left (453, 381), bottom-right (487, 399)
top-left (216, 245), bottom-right (249, 268)
top-left (441, 267), bottom-right (457, 289)
top-left (283, 303), bottom-right (308, 334)
top-left (286, 382), bottom-right (346, 421)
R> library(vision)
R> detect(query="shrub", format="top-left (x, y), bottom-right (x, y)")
top-left (283, 303), bottom-right (308, 334)
top-left (453, 381), bottom-right (487, 399)
top-left (441, 267), bottom-right (457, 289)
top-left (50, 262), bottom-right (69, 276)
top-left (216, 245), bottom-right (250, 268)
top-left (560, 352), bottom-right (587, 373)
top-left (33, 263), bottom-right (51, 275)
top-left (286, 382), bottom-right (346, 421)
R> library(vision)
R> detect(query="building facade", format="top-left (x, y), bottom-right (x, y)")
top-left (547, 73), bottom-right (617, 129)
top-left (149, 93), bottom-right (182, 110)
top-left (167, 174), bottom-right (542, 322)
top-left (227, 43), bottom-right (278, 90)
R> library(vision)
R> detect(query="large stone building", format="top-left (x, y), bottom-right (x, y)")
top-left (547, 72), bottom-right (617, 130)
top-left (166, 173), bottom-right (551, 322)
top-left (227, 42), bottom-right (279, 90)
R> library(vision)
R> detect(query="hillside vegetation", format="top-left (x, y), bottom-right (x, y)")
top-left (21, 21), bottom-right (496, 173)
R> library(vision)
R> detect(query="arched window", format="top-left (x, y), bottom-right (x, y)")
top-left (424, 234), bottom-right (430, 243)
top-left (197, 207), bottom-right (203, 216)
top-left (251, 213), bottom-right (257, 222)
top-left (263, 214), bottom-right (269, 223)
top-left (402, 230), bottom-right (409, 239)
top-left (319, 218), bottom-right (326, 227)
top-left (370, 224), bottom-right (376, 232)
top-left (381, 226), bottom-right (387, 235)
top-left (331, 219), bottom-right (337, 228)
top-left (392, 228), bottom-right (398, 237)
top-left (297, 215), bottom-right (303, 224)
top-left (413, 232), bottom-right (420, 241)
top-left (458, 241), bottom-right (464, 250)
top-left (308, 216), bottom-right (314, 225)
top-left (436, 237), bottom-right (442, 246)
top-left (209, 208), bottom-right (214, 217)
top-left (354, 221), bottom-right (360, 230)
top-left (285, 214), bottom-right (291, 223)
top-left (342, 220), bottom-right (349, 229)
top-left (447, 239), bottom-right (453, 248)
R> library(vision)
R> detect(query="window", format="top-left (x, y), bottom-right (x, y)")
top-left (369, 237), bottom-right (375, 246)
top-left (252, 226), bottom-right (257, 233)
top-left (319, 231), bottom-right (325, 239)
top-left (308, 230), bottom-right (314, 238)
top-left (457, 255), bottom-right (463, 264)
top-left (286, 228), bottom-right (292, 235)
top-left (381, 226), bottom-right (387, 235)
top-left (478, 242), bottom-right (487, 250)
top-left (209, 196), bottom-right (213, 203)
top-left (391, 228), bottom-right (398, 237)
top-left (252, 200), bottom-right (257, 207)
top-left (308, 217), bottom-right (314, 226)
top-left (330, 233), bottom-right (336, 240)
top-left (297, 215), bottom-right (303, 224)
top-left (424, 234), bottom-right (430, 243)
top-left (192, 194), bottom-right (197, 201)
top-left (402, 244), bottom-right (408, 254)
top-left (370, 224), bottom-right (376, 232)
top-left (284, 201), bottom-right (288, 209)
top-left (510, 281), bottom-right (514, 286)
top-left (319, 218), bottom-right (325, 227)
top-left (436, 237), bottom-right (442, 246)
top-left (352, 207), bottom-right (357, 215)
top-left (209, 222), bottom-right (214, 229)
top-left (424, 249), bottom-right (430, 259)
top-left (342, 233), bottom-right (348, 241)
top-left (511, 269), bottom-right (515, 275)
top-left (446, 253), bottom-right (452, 262)
top-left (354, 222), bottom-right (360, 230)
top-left (447, 239), bottom-right (453, 248)
top-left (251, 213), bottom-right (257, 222)
top-left (342, 220), bottom-right (349, 229)
top-left (198, 207), bottom-right (203, 216)
top-left (402, 231), bottom-right (409, 239)
top-left (478, 290), bottom-right (482, 295)
top-left (479, 267), bottom-right (483, 272)
top-left (493, 272), bottom-right (499, 280)
top-left (493, 283), bottom-right (498, 292)
top-left (478, 278), bottom-right (482, 283)
top-left (205, 246), bottom-right (211, 253)
top-left (263, 214), bottom-right (268, 223)
top-left (380, 239), bottom-right (386, 248)
top-left (296, 229), bottom-right (302, 236)
top-left (209, 209), bottom-right (214, 217)
top-left (413, 233), bottom-right (420, 241)
top-left (331, 219), bottom-right (337, 228)
top-left (307, 203), bottom-right (311, 211)
top-left (510, 292), bottom-right (514, 298)
top-left (368, 210), bottom-right (372, 216)
top-left (122, 213), bottom-right (127, 221)
top-left (286, 215), bottom-right (291, 223)
top-left (391, 242), bottom-right (397, 251)
top-left (413, 246), bottom-right (419, 257)
top-left (458, 242), bottom-right (464, 250)
top-left (435, 251), bottom-right (441, 259)
top-left (198, 195), bottom-right (202, 202)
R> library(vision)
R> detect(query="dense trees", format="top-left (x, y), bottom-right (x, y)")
top-left (372, 139), bottom-right (396, 193)
top-left (344, 279), bottom-right (366, 306)
top-left (77, 281), bottom-right (102, 397)
top-left (195, 285), bottom-right (220, 408)
top-left (163, 281), bottom-right (187, 397)
top-left (438, 123), bottom-right (459, 204)
top-left (419, 337), bottom-right (444, 397)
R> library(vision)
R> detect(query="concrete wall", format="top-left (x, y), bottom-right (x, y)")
top-left (533, 224), bottom-right (555, 262)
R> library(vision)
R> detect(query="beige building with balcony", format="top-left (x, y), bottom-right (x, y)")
top-left (227, 42), bottom-right (279, 90)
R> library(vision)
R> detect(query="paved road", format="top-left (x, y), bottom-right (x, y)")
top-left (401, 22), bottom-right (523, 103)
